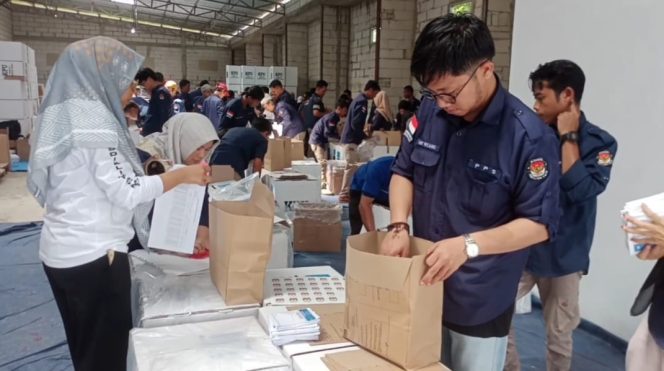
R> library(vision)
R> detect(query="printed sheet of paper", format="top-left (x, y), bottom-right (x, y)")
top-left (148, 183), bottom-right (205, 254)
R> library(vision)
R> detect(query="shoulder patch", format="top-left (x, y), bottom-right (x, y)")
top-left (597, 150), bottom-right (613, 166)
top-left (528, 158), bottom-right (548, 180)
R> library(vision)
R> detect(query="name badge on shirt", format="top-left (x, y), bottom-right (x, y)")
top-left (416, 139), bottom-right (439, 151)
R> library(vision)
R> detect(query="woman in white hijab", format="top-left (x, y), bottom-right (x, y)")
top-left (139, 112), bottom-right (218, 253)
top-left (27, 37), bottom-right (210, 371)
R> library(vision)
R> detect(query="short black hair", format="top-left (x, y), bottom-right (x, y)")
top-left (364, 80), bottom-right (381, 91)
top-left (260, 85), bottom-right (269, 94)
top-left (338, 94), bottom-right (349, 102)
top-left (530, 60), bottom-right (586, 104)
top-left (245, 86), bottom-right (266, 100)
top-left (179, 79), bottom-right (190, 89)
top-left (251, 117), bottom-right (272, 134)
top-left (336, 98), bottom-right (350, 109)
top-left (228, 90), bottom-right (235, 98)
top-left (316, 80), bottom-right (328, 88)
top-left (398, 100), bottom-right (412, 111)
top-left (269, 79), bottom-right (283, 88)
top-left (199, 80), bottom-right (209, 87)
top-left (343, 89), bottom-right (352, 96)
top-left (155, 72), bottom-right (164, 82)
top-left (124, 101), bottom-right (139, 112)
top-left (134, 67), bottom-right (157, 84)
top-left (411, 13), bottom-right (495, 86)
top-left (403, 85), bottom-right (414, 93)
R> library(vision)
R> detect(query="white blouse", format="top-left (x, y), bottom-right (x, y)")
top-left (40, 147), bottom-right (163, 268)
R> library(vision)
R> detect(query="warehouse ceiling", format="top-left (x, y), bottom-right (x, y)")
top-left (8, 0), bottom-right (292, 39)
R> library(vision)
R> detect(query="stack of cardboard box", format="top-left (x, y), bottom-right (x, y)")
top-left (292, 202), bottom-right (343, 253)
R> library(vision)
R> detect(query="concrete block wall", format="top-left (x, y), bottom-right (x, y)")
top-left (261, 35), bottom-right (283, 67)
top-left (233, 46), bottom-right (247, 65)
top-left (11, 10), bottom-right (231, 83)
top-left (349, 0), bottom-right (377, 96)
top-left (285, 23), bottom-right (309, 94)
top-left (245, 43), bottom-right (263, 66)
top-left (378, 0), bottom-right (417, 110)
top-left (320, 6), bottom-right (351, 108)
top-left (0, 6), bottom-right (12, 41)
top-left (307, 19), bottom-right (322, 90)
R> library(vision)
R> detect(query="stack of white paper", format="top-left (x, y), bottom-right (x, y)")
top-left (268, 308), bottom-right (321, 346)
top-left (621, 192), bottom-right (664, 255)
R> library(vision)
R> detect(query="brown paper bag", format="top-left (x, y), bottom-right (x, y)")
top-left (210, 165), bottom-right (238, 183)
top-left (345, 232), bottom-right (443, 369)
top-left (0, 133), bottom-right (10, 170)
top-left (264, 138), bottom-right (292, 171)
top-left (16, 137), bottom-right (30, 161)
top-left (209, 182), bottom-right (275, 305)
top-left (290, 139), bottom-right (305, 161)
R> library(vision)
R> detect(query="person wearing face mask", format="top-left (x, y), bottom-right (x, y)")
top-left (28, 37), bottom-right (210, 371)
top-left (138, 113), bottom-right (219, 254)
top-left (505, 60), bottom-right (618, 371)
top-left (379, 14), bottom-right (561, 371)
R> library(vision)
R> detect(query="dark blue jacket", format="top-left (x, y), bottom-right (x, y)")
top-left (526, 114), bottom-right (617, 276)
top-left (210, 127), bottom-right (268, 177)
top-left (141, 85), bottom-right (174, 136)
top-left (392, 82), bottom-right (560, 326)
top-left (309, 112), bottom-right (340, 146)
top-left (340, 93), bottom-right (370, 145)
top-left (303, 93), bottom-right (326, 129)
top-left (218, 97), bottom-right (255, 132)
top-left (276, 95), bottom-right (305, 138)
top-left (351, 156), bottom-right (394, 205)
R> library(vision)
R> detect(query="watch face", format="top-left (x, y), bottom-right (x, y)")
top-left (467, 243), bottom-right (479, 258)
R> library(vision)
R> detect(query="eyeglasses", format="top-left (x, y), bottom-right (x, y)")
top-left (420, 60), bottom-right (488, 104)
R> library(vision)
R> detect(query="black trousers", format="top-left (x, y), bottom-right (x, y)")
top-left (349, 190), bottom-right (390, 235)
top-left (43, 252), bottom-right (132, 371)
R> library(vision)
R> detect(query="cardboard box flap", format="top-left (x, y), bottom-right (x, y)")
top-left (347, 233), bottom-right (423, 291)
top-left (249, 182), bottom-right (276, 217)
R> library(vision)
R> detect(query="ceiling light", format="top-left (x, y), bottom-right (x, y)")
top-left (130, 26), bottom-right (135, 33)
top-left (111, 0), bottom-right (135, 4)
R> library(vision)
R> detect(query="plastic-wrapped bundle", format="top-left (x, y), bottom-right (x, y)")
top-left (292, 202), bottom-right (342, 224)
top-left (127, 316), bottom-right (289, 371)
top-left (208, 172), bottom-right (259, 202)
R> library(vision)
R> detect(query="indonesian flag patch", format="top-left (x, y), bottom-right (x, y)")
top-left (528, 158), bottom-right (548, 180)
top-left (597, 150), bottom-right (613, 166)
top-left (226, 111), bottom-right (235, 118)
top-left (404, 116), bottom-right (419, 142)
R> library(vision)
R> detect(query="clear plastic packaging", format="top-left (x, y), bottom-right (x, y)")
top-left (208, 172), bottom-right (259, 202)
top-left (127, 316), bottom-right (290, 371)
top-left (291, 202), bottom-right (342, 224)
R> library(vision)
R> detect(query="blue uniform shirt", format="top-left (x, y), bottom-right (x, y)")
top-left (276, 96), bottom-right (305, 138)
top-left (202, 95), bottom-right (224, 131)
top-left (392, 82), bottom-right (561, 326)
top-left (341, 93), bottom-right (370, 145)
top-left (142, 85), bottom-right (174, 136)
top-left (351, 156), bottom-right (394, 205)
top-left (210, 127), bottom-right (268, 177)
top-left (309, 112), bottom-right (340, 146)
top-left (219, 97), bottom-right (255, 131)
top-left (303, 93), bottom-right (326, 129)
top-left (527, 113), bottom-right (617, 277)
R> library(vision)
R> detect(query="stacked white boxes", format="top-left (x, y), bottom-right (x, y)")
top-left (225, 65), bottom-right (298, 96)
top-left (0, 42), bottom-right (39, 136)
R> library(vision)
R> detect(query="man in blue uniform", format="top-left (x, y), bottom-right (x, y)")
top-left (268, 81), bottom-right (306, 140)
top-left (403, 85), bottom-right (421, 112)
top-left (338, 80), bottom-right (381, 200)
top-left (309, 98), bottom-right (350, 189)
top-left (135, 67), bottom-right (174, 136)
top-left (505, 60), bottom-right (618, 371)
top-left (202, 83), bottom-right (230, 132)
top-left (379, 14), bottom-right (561, 371)
top-left (303, 80), bottom-right (329, 130)
top-left (218, 86), bottom-right (264, 138)
top-left (210, 117), bottom-right (271, 178)
top-left (349, 156), bottom-right (393, 235)
top-left (178, 79), bottom-right (193, 112)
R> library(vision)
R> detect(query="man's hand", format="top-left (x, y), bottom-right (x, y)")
top-left (624, 204), bottom-right (664, 260)
top-left (557, 103), bottom-right (581, 135)
top-left (420, 236), bottom-right (467, 285)
top-left (379, 230), bottom-right (411, 257)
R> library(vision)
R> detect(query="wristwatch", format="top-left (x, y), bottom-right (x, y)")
top-left (463, 234), bottom-right (480, 259)
top-left (559, 131), bottom-right (580, 145)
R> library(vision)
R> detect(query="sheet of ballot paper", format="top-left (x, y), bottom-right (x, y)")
top-left (269, 308), bottom-right (321, 346)
top-left (148, 178), bottom-right (205, 255)
top-left (622, 192), bottom-right (664, 255)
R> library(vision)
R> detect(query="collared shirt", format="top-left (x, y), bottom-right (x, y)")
top-left (219, 97), bottom-right (255, 131)
top-left (392, 81), bottom-right (561, 327)
top-left (370, 111), bottom-right (391, 132)
top-left (303, 93), bottom-right (326, 129)
top-left (340, 93), bottom-right (370, 145)
top-left (210, 127), bottom-right (268, 177)
top-left (281, 90), bottom-right (298, 110)
top-left (309, 112), bottom-right (340, 146)
top-left (351, 156), bottom-right (394, 205)
top-left (40, 147), bottom-right (164, 268)
top-left (527, 113), bottom-right (617, 277)
top-left (202, 95), bottom-right (224, 131)
top-left (142, 85), bottom-right (174, 136)
top-left (276, 98), bottom-right (305, 139)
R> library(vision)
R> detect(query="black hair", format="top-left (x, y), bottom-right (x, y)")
top-left (403, 85), bottom-right (414, 93)
top-left (411, 13), bottom-right (495, 86)
top-left (315, 80), bottom-right (328, 88)
top-left (336, 98), bottom-right (350, 109)
top-left (179, 79), bottom-right (190, 89)
top-left (228, 90), bottom-right (235, 98)
top-left (343, 89), bottom-right (351, 96)
top-left (199, 80), bottom-right (209, 87)
top-left (124, 101), bottom-right (140, 112)
top-left (134, 67), bottom-right (157, 84)
top-left (260, 85), bottom-right (269, 94)
top-left (398, 100), bottom-right (412, 111)
top-left (269, 79), bottom-right (283, 88)
top-left (529, 60), bottom-right (586, 104)
top-left (251, 117), bottom-right (272, 133)
top-left (154, 72), bottom-right (164, 82)
top-left (339, 94), bottom-right (350, 102)
top-left (245, 86), bottom-right (266, 100)
top-left (364, 80), bottom-right (381, 91)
